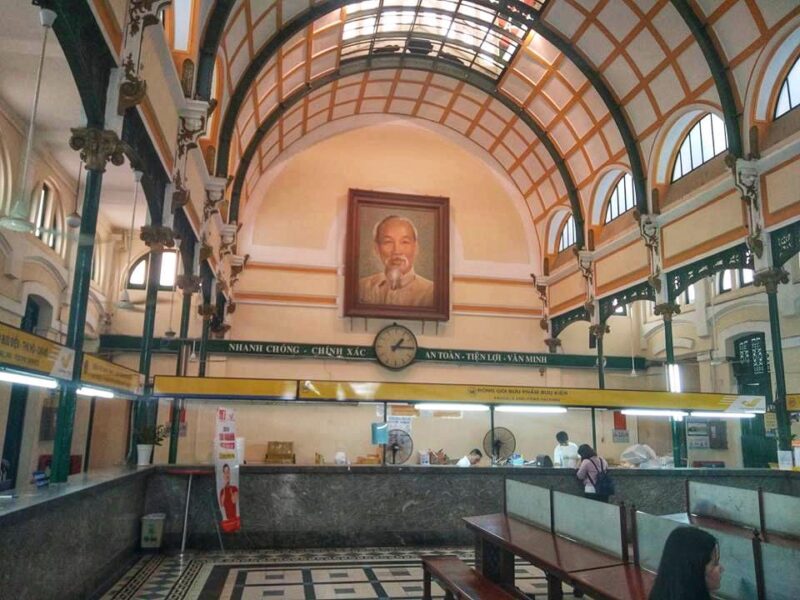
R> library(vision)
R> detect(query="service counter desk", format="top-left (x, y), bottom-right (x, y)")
top-left (144, 465), bottom-right (800, 550)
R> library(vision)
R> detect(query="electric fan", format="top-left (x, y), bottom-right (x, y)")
top-left (385, 429), bottom-right (414, 465)
top-left (483, 427), bottom-right (516, 462)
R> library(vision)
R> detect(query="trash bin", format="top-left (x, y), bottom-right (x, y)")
top-left (141, 513), bottom-right (166, 549)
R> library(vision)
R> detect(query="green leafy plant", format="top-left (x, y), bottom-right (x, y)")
top-left (136, 424), bottom-right (170, 446)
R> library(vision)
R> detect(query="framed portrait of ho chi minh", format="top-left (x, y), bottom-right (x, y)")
top-left (344, 189), bottom-right (450, 321)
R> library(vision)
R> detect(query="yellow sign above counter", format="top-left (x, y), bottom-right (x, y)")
top-left (788, 394), bottom-right (799, 412)
top-left (299, 380), bottom-right (766, 412)
top-left (151, 374), bottom-right (765, 413)
top-left (0, 322), bottom-right (74, 379)
top-left (153, 376), bottom-right (297, 399)
top-left (82, 355), bottom-right (142, 395)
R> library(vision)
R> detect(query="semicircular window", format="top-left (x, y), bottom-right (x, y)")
top-left (604, 173), bottom-right (635, 223)
top-left (775, 54), bottom-right (799, 119)
top-left (671, 113), bottom-right (728, 182)
top-left (341, 0), bottom-right (547, 81)
top-left (558, 214), bottom-right (576, 252)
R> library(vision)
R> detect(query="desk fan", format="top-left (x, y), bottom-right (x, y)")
top-left (483, 427), bottom-right (516, 463)
top-left (385, 429), bottom-right (413, 465)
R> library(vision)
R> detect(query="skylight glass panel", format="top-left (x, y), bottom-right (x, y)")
top-left (340, 0), bottom-right (546, 82)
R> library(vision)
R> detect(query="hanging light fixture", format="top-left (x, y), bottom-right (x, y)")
top-left (66, 160), bottom-right (83, 228)
top-left (117, 171), bottom-right (142, 310)
top-left (0, 9), bottom-right (57, 233)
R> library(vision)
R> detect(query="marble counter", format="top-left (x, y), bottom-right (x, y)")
top-left (144, 465), bottom-right (799, 550)
top-left (0, 467), bottom-right (151, 600)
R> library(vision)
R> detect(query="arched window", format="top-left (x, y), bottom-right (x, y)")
top-left (604, 173), bottom-right (635, 223)
top-left (775, 55), bottom-right (800, 119)
top-left (677, 284), bottom-right (696, 305)
top-left (32, 183), bottom-right (62, 253)
top-left (558, 215), bottom-right (576, 252)
top-left (127, 251), bottom-right (179, 291)
top-left (717, 268), bottom-right (754, 294)
top-left (671, 113), bottom-right (728, 182)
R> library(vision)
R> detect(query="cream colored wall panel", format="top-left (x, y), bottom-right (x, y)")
top-left (238, 267), bottom-right (338, 296)
top-left (763, 158), bottom-right (800, 219)
top-left (662, 191), bottom-right (744, 265)
top-left (452, 279), bottom-right (538, 308)
top-left (248, 124), bottom-right (532, 264)
top-left (549, 269), bottom-right (584, 312)
top-left (595, 240), bottom-right (648, 293)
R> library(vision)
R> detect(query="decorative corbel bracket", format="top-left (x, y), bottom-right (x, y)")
top-left (118, 0), bottom-right (172, 114)
top-left (733, 158), bottom-right (764, 259)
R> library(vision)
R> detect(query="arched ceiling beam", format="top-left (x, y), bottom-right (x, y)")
top-left (35, 0), bottom-right (116, 127)
top-left (196, 0), bottom-right (237, 100)
top-left (669, 0), bottom-right (743, 159)
top-left (228, 58), bottom-right (583, 248)
top-left (527, 19), bottom-right (648, 214)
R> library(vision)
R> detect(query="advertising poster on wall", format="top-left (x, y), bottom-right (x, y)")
top-left (214, 407), bottom-right (241, 533)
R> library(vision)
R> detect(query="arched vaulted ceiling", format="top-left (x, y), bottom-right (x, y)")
top-left (198, 0), bottom-right (800, 248)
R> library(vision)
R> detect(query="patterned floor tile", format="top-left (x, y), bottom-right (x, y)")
top-left (101, 546), bottom-right (563, 599)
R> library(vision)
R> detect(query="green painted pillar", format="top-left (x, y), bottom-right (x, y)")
top-left (129, 247), bottom-right (163, 462)
top-left (590, 324), bottom-right (607, 450)
top-left (656, 302), bottom-right (687, 467)
top-left (168, 286), bottom-right (194, 463)
top-left (757, 268), bottom-right (792, 452)
top-left (198, 314), bottom-right (211, 377)
top-left (52, 128), bottom-right (126, 483)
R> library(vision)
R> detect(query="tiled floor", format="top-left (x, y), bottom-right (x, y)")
top-left (101, 547), bottom-right (555, 599)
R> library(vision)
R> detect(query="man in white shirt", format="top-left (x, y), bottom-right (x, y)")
top-left (553, 431), bottom-right (580, 468)
top-left (456, 448), bottom-right (483, 467)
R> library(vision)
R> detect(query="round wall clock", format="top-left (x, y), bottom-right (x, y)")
top-left (373, 323), bottom-right (418, 370)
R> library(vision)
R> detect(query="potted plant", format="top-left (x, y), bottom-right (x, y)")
top-left (135, 423), bottom-right (169, 466)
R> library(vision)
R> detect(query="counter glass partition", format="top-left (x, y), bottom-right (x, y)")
top-left (686, 417), bottom-right (744, 468)
top-left (0, 381), bottom-right (69, 491)
top-left (167, 399), bottom-right (386, 465)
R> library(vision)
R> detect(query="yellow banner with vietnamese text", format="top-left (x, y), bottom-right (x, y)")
top-left (82, 355), bottom-right (142, 394)
top-left (299, 380), bottom-right (765, 412)
top-left (0, 322), bottom-right (74, 379)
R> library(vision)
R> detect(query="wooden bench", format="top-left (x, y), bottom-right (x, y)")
top-left (465, 513), bottom-right (653, 600)
top-left (422, 555), bottom-right (517, 600)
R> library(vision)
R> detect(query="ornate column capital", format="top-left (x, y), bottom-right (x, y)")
top-left (754, 267), bottom-right (789, 294)
top-left (197, 303), bottom-right (214, 320)
top-left (140, 225), bottom-right (177, 252)
top-left (654, 302), bottom-right (681, 321)
top-left (69, 128), bottom-right (127, 172)
top-left (589, 324), bottom-right (610, 339)
top-left (544, 337), bottom-right (561, 354)
top-left (176, 274), bottom-right (201, 294)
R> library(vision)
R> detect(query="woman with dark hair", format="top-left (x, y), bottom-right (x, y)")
top-left (649, 527), bottom-right (723, 600)
top-left (575, 444), bottom-right (611, 502)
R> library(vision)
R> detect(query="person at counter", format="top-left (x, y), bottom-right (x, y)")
top-left (553, 431), bottom-right (580, 468)
top-left (456, 449), bottom-right (483, 467)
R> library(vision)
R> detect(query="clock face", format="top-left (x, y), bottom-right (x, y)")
top-left (374, 324), bottom-right (418, 370)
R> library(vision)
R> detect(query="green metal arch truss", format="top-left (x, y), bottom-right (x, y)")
top-left (196, 0), bottom-right (236, 101)
top-left (227, 56), bottom-right (584, 246)
top-left (670, 0), bottom-right (744, 159)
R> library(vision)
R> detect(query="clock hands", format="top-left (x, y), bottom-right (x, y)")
top-left (390, 336), bottom-right (416, 352)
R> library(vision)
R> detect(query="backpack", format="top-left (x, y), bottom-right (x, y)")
top-left (589, 457), bottom-right (615, 497)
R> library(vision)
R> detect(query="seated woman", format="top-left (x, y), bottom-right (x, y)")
top-left (649, 527), bottom-right (723, 600)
